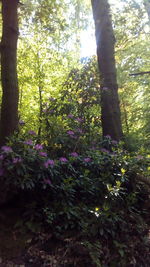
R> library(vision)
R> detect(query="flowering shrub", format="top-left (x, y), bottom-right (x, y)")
top-left (0, 133), bottom-right (150, 266)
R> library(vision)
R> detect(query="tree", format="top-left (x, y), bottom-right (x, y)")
top-left (113, 0), bottom-right (150, 147)
top-left (91, 0), bottom-right (123, 141)
top-left (0, 0), bottom-right (19, 145)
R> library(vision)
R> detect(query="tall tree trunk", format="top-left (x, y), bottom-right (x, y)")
top-left (91, 0), bottom-right (123, 141)
top-left (0, 0), bottom-right (19, 146)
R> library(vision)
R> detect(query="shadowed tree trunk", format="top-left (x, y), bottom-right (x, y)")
top-left (91, 0), bottom-right (123, 141)
top-left (0, 0), bottom-right (19, 146)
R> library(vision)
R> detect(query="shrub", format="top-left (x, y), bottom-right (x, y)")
top-left (0, 134), bottom-right (150, 266)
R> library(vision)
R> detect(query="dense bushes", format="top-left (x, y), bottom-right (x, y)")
top-left (0, 133), bottom-right (150, 266)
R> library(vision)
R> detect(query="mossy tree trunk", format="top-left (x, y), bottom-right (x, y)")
top-left (0, 0), bottom-right (19, 146)
top-left (91, 0), bottom-right (123, 141)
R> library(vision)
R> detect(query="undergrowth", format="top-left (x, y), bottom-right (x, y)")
top-left (0, 134), bottom-right (150, 266)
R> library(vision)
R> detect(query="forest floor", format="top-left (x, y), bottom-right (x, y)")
top-left (0, 202), bottom-right (150, 267)
top-left (0, 206), bottom-right (93, 267)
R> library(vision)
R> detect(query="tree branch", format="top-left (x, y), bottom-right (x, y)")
top-left (129, 71), bottom-right (150, 76)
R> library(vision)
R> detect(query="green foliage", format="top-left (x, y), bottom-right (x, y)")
top-left (0, 134), bottom-right (150, 266)
top-left (113, 0), bottom-right (150, 148)
top-left (0, 0), bottom-right (150, 265)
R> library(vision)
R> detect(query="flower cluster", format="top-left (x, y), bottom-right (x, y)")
top-left (44, 159), bottom-right (55, 168)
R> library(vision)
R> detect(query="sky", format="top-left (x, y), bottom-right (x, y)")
top-left (80, 27), bottom-right (96, 57)
top-left (80, 0), bottom-right (144, 58)
top-left (79, 0), bottom-right (121, 58)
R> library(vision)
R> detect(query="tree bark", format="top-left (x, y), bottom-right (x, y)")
top-left (91, 0), bottom-right (123, 141)
top-left (0, 0), bottom-right (19, 146)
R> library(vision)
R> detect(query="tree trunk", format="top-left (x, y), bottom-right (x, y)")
top-left (91, 0), bottom-right (123, 141)
top-left (0, 0), bottom-right (19, 146)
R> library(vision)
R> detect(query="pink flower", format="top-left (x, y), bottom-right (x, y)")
top-left (34, 144), bottom-right (43, 150)
top-left (12, 157), bottom-right (22, 164)
top-left (59, 157), bottom-right (68, 163)
top-left (70, 152), bottom-right (78, 157)
top-left (44, 159), bottom-right (55, 168)
top-left (84, 157), bottom-right (91, 163)
top-left (1, 146), bottom-right (12, 153)
top-left (39, 151), bottom-right (47, 157)
top-left (24, 139), bottom-right (33, 145)
top-left (28, 130), bottom-right (36, 135)
top-left (67, 130), bottom-right (74, 136)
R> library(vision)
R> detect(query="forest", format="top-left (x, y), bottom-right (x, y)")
top-left (0, 0), bottom-right (150, 266)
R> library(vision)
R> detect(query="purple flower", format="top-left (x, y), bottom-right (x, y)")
top-left (67, 114), bottom-right (74, 119)
top-left (44, 159), bottom-right (55, 168)
top-left (28, 130), bottom-right (36, 135)
top-left (70, 152), bottom-right (78, 157)
top-left (0, 170), bottom-right (3, 176)
top-left (12, 157), bottom-right (22, 164)
top-left (67, 130), bottom-right (74, 136)
top-left (1, 146), bottom-right (12, 153)
top-left (43, 179), bottom-right (52, 185)
top-left (59, 157), bottom-right (68, 163)
top-left (34, 144), bottom-right (43, 150)
top-left (19, 120), bottom-right (25, 125)
top-left (84, 157), bottom-right (91, 163)
top-left (24, 139), bottom-right (33, 145)
top-left (75, 117), bottom-right (83, 123)
top-left (39, 151), bottom-right (47, 157)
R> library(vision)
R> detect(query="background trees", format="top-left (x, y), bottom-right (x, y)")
top-left (0, 0), bottom-right (149, 148)
top-left (0, 1), bottom-right (150, 265)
